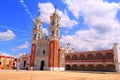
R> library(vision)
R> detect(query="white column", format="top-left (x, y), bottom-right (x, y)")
top-left (113, 43), bottom-right (120, 72)
top-left (28, 55), bottom-right (30, 68)
top-left (59, 67), bottom-right (65, 71)
top-left (48, 67), bottom-right (65, 71)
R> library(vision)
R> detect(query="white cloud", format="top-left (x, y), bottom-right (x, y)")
top-left (17, 41), bottom-right (29, 49)
top-left (38, 2), bottom-right (54, 24)
top-left (64, 0), bottom-right (120, 31)
top-left (61, 28), bottom-right (120, 51)
top-left (38, 2), bottom-right (78, 28)
top-left (20, 0), bottom-right (24, 3)
top-left (12, 41), bottom-right (29, 51)
top-left (61, 0), bottom-right (120, 51)
top-left (43, 28), bottom-right (48, 35)
top-left (60, 10), bottom-right (78, 29)
top-left (15, 53), bottom-right (29, 58)
top-left (0, 30), bottom-right (16, 41)
top-left (0, 51), bottom-right (13, 57)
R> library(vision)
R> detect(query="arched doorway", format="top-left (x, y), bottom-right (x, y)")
top-left (87, 64), bottom-right (95, 71)
top-left (40, 60), bottom-right (45, 70)
top-left (105, 64), bottom-right (115, 72)
top-left (71, 64), bottom-right (78, 70)
top-left (23, 61), bottom-right (26, 67)
top-left (79, 65), bottom-right (86, 71)
top-left (65, 65), bottom-right (71, 70)
top-left (96, 64), bottom-right (104, 71)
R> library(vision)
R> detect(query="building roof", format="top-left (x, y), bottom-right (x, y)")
top-left (65, 49), bottom-right (114, 56)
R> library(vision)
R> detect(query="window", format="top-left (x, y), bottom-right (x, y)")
top-left (23, 61), bottom-right (26, 67)
top-left (51, 20), bottom-right (54, 25)
top-left (65, 56), bottom-right (71, 60)
top-left (33, 34), bottom-right (36, 39)
top-left (0, 62), bottom-right (2, 65)
top-left (87, 54), bottom-right (94, 60)
top-left (79, 54), bottom-right (86, 60)
top-left (72, 55), bottom-right (78, 60)
top-left (105, 53), bottom-right (113, 59)
top-left (57, 20), bottom-right (59, 24)
top-left (56, 30), bottom-right (59, 36)
top-left (13, 63), bottom-right (15, 66)
top-left (43, 50), bottom-right (45, 55)
top-left (39, 25), bottom-right (42, 29)
top-left (52, 30), bottom-right (54, 36)
top-left (95, 53), bottom-right (104, 60)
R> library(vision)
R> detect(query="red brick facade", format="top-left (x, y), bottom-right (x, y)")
top-left (49, 41), bottom-right (59, 68)
top-left (30, 43), bottom-right (36, 67)
top-left (65, 49), bottom-right (115, 71)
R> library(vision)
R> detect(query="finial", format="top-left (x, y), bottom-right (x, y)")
top-left (67, 42), bottom-right (70, 45)
top-left (54, 5), bottom-right (57, 11)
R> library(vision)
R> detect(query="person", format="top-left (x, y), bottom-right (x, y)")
top-left (16, 59), bottom-right (21, 71)
top-left (17, 66), bottom-right (20, 71)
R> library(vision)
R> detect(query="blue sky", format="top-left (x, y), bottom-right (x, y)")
top-left (0, 0), bottom-right (120, 56)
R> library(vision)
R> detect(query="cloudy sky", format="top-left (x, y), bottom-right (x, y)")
top-left (0, 0), bottom-right (120, 56)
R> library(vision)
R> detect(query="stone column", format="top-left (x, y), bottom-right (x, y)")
top-left (113, 43), bottom-right (120, 72)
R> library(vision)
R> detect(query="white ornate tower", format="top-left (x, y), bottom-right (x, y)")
top-left (30, 13), bottom-right (43, 67)
top-left (65, 42), bottom-right (74, 53)
top-left (48, 8), bottom-right (60, 71)
top-left (32, 14), bottom-right (43, 40)
top-left (113, 43), bottom-right (120, 72)
top-left (31, 12), bottom-right (49, 70)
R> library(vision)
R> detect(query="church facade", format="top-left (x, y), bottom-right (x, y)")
top-left (30, 8), bottom-right (64, 71)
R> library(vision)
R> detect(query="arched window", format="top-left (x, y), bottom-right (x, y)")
top-left (51, 20), bottom-right (54, 25)
top-left (105, 53), bottom-right (113, 59)
top-left (65, 55), bottom-right (71, 60)
top-left (39, 25), bottom-right (42, 29)
top-left (56, 30), bottom-right (59, 36)
top-left (72, 55), bottom-right (78, 60)
top-left (0, 62), bottom-right (2, 65)
top-left (95, 53), bottom-right (104, 60)
top-left (79, 54), bottom-right (86, 60)
top-left (57, 20), bottom-right (59, 24)
top-left (52, 30), bottom-right (54, 36)
top-left (87, 54), bottom-right (94, 60)
top-left (33, 34), bottom-right (36, 39)
top-left (43, 50), bottom-right (45, 55)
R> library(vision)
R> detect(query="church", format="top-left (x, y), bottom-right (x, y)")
top-left (30, 8), bottom-right (65, 71)
top-left (29, 8), bottom-right (120, 72)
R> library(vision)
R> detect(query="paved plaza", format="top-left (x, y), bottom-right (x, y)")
top-left (0, 70), bottom-right (120, 80)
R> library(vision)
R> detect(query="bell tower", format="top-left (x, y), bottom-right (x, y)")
top-left (30, 13), bottom-right (43, 67)
top-left (48, 8), bottom-right (60, 71)
top-left (32, 12), bottom-right (43, 40)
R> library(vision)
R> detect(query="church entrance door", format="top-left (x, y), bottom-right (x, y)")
top-left (23, 61), bottom-right (26, 67)
top-left (40, 60), bottom-right (45, 70)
